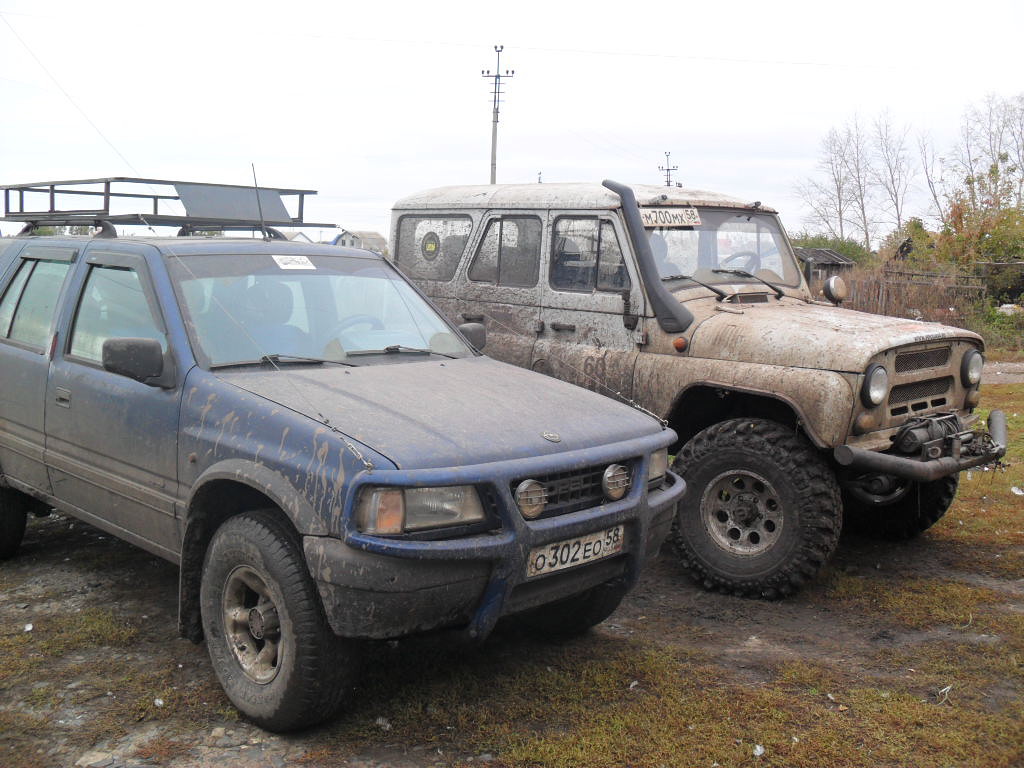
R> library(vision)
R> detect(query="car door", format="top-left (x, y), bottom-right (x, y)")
top-left (44, 246), bottom-right (182, 557)
top-left (532, 214), bottom-right (646, 400)
top-left (452, 212), bottom-right (544, 368)
top-left (0, 243), bottom-right (79, 494)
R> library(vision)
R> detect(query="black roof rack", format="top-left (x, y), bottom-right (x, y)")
top-left (1, 177), bottom-right (335, 239)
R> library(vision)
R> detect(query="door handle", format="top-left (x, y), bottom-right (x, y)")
top-left (550, 322), bottom-right (576, 332)
top-left (461, 313), bottom-right (485, 323)
top-left (55, 388), bottom-right (71, 408)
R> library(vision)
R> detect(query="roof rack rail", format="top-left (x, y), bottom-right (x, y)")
top-left (1, 177), bottom-right (335, 238)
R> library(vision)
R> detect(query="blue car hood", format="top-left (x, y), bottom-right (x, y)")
top-left (219, 356), bottom-right (662, 470)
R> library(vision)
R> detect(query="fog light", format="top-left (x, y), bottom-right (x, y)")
top-left (602, 464), bottom-right (631, 501)
top-left (515, 479), bottom-right (548, 519)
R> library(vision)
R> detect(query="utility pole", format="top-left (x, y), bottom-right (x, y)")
top-left (658, 151), bottom-right (678, 187)
top-left (482, 45), bottom-right (513, 185)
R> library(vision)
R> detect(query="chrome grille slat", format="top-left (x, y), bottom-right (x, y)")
top-left (895, 347), bottom-right (951, 373)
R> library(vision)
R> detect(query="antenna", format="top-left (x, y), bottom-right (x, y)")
top-left (481, 44), bottom-right (514, 184)
top-left (251, 163), bottom-right (269, 241)
top-left (658, 151), bottom-right (678, 187)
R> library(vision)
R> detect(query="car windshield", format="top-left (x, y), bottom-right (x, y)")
top-left (646, 210), bottom-right (802, 288)
top-left (168, 252), bottom-right (473, 367)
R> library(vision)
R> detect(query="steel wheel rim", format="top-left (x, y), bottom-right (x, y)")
top-left (700, 469), bottom-right (784, 556)
top-left (222, 565), bottom-right (283, 685)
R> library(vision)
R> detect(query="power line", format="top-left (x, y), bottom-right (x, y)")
top-left (481, 44), bottom-right (514, 184)
top-left (0, 11), bottom-right (143, 179)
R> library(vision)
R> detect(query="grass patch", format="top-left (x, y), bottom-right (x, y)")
top-left (132, 734), bottom-right (192, 763)
top-left (821, 573), bottom-right (1002, 629)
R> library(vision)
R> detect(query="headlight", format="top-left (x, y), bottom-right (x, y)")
top-left (961, 349), bottom-right (983, 387)
top-left (356, 486), bottom-right (485, 534)
top-left (861, 364), bottom-right (889, 407)
top-left (647, 448), bottom-right (669, 488)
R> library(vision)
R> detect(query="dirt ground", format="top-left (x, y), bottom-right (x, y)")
top-left (986, 361), bottom-right (1024, 384)
top-left (1, 385), bottom-right (1022, 768)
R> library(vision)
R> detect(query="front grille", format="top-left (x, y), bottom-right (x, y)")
top-left (888, 376), bottom-right (953, 405)
top-left (511, 464), bottom-right (629, 519)
top-left (895, 347), bottom-right (951, 373)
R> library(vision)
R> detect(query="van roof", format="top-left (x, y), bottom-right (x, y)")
top-left (392, 183), bottom-right (775, 213)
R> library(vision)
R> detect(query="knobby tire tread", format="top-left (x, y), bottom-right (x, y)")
top-left (671, 418), bottom-right (842, 599)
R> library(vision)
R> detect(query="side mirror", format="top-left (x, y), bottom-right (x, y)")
top-left (458, 322), bottom-right (486, 351)
top-left (102, 338), bottom-right (165, 384)
top-left (823, 275), bottom-right (848, 305)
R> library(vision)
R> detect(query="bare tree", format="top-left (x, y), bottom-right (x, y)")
top-left (843, 116), bottom-right (876, 251)
top-left (917, 131), bottom-right (948, 228)
top-left (1006, 94), bottom-right (1024, 207)
top-left (795, 128), bottom-right (852, 239)
top-left (872, 111), bottom-right (915, 231)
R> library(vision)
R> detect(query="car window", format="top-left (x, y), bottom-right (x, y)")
top-left (2, 260), bottom-right (72, 349)
top-left (0, 260), bottom-right (33, 338)
top-left (550, 218), bottom-right (630, 293)
top-left (468, 216), bottom-right (542, 287)
top-left (395, 215), bottom-right (472, 282)
top-left (169, 252), bottom-right (473, 367)
top-left (69, 265), bottom-right (164, 363)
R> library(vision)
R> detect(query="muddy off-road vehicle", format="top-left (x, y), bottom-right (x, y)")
top-left (0, 178), bottom-right (683, 731)
top-left (390, 180), bottom-right (1009, 598)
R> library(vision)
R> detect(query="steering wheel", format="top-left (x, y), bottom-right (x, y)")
top-left (332, 314), bottom-right (384, 334)
top-left (721, 250), bottom-right (761, 272)
top-left (322, 314), bottom-right (385, 357)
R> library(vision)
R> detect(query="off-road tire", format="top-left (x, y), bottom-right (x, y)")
top-left (842, 475), bottom-right (958, 540)
top-left (200, 510), bottom-right (359, 732)
top-left (0, 488), bottom-right (29, 560)
top-left (515, 581), bottom-right (627, 637)
top-left (670, 418), bottom-right (842, 599)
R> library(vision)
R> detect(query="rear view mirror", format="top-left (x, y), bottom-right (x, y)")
top-left (102, 338), bottom-right (165, 384)
top-left (458, 322), bottom-right (486, 351)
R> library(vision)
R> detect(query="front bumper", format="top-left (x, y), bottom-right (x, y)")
top-left (303, 432), bottom-right (685, 641)
top-left (833, 410), bottom-right (1007, 482)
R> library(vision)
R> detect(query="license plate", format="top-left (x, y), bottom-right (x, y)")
top-left (639, 207), bottom-right (701, 227)
top-left (527, 525), bottom-right (624, 578)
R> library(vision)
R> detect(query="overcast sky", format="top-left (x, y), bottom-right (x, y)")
top-left (1, 0), bottom-right (1021, 240)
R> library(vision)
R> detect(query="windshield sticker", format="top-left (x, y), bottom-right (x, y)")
top-left (640, 207), bottom-right (701, 228)
top-left (272, 254), bottom-right (316, 270)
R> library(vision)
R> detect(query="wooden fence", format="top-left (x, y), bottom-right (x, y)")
top-left (841, 268), bottom-right (987, 324)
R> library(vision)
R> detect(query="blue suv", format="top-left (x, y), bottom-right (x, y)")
top-left (0, 180), bottom-right (683, 731)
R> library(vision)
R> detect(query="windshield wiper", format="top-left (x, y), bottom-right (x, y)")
top-left (660, 273), bottom-right (728, 300)
top-left (209, 354), bottom-right (358, 369)
top-left (347, 345), bottom-right (456, 358)
top-left (711, 269), bottom-right (785, 300)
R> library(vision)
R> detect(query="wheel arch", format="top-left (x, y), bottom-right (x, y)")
top-left (665, 383), bottom-right (828, 451)
top-left (177, 460), bottom-right (327, 642)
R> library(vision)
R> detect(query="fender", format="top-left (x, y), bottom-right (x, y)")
top-left (184, 458), bottom-right (330, 536)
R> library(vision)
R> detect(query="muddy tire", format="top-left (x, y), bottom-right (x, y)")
top-left (200, 510), bottom-right (359, 732)
top-left (842, 475), bottom-right (958, 540)
top-left (515, 581), bottom-right (627, 637)
top-left (670, 419), bottom-right (842, 598)
top-left (0, 489), bottom-right (29, 561)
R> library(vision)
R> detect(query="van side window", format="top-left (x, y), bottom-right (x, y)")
top-left (395, 215), bottom-right (472, 282)
top-left (69, 266), bottom-right (165, 363)
top-left (550, 218), bottom-right (631, 293)
top-left (468, 216), bottom-right (542, 287)
top-left (0, 260), bottom-right (72, 349)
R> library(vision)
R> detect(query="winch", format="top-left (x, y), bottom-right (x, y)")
top-left (892, 414), bottom-right (972, 459)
